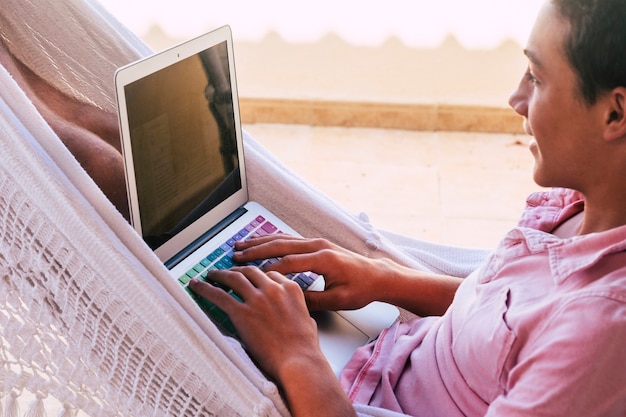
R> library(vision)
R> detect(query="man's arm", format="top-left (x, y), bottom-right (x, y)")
top-left (277, 354), bottom-right (356, 417)
top-left (189, 267), bottom-right (356, 417)
top-left (363, 258), bottom-right (463, 316)
top-left (233, 235), bottom-right (463, 317)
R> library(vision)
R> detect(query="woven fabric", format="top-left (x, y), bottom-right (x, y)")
top-left (0, 0), bottom-right (148, 112)
top-left (0, 64), bottom-right (290, 417)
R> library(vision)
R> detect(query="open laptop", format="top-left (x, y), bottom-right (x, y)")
top-left (114, 25), bottom-right (399, 375)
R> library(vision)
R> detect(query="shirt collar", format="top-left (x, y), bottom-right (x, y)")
top-left (509, 188), bottom-right (626, 284)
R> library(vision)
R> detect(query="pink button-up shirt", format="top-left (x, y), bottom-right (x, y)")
top-left (341, 188), bottom-right (626, 416)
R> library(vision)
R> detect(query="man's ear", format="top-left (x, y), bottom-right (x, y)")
top-left (604, 87), bottom-right (626, 142)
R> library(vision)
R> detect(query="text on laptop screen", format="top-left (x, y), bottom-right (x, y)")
top-left (124, 41), bottom-right (241, 249)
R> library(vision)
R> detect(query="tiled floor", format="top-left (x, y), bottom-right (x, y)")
top-left (244, 123), bottom-right (543, 250)
top-left (229, 35), bottom-right (543, 251)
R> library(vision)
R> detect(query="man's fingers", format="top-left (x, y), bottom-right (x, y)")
top-left (226, 265), bottom-right (291, 288)
top-left (234, 236), bottom-right (334, 262)
top-left (194, 266), bottom-right (290, 300)
top-left (189, 277), bottom-right (241, 312)
top-left (234, 233), bottom-right (301, 249)
top-left (305, 290), bottom-right (347, 312)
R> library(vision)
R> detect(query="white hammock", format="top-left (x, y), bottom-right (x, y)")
top-left (0, 1), bottom-right (488, 416)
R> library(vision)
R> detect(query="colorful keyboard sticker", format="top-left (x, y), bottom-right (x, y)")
top-left (178, 215), bottom-right (319, 335)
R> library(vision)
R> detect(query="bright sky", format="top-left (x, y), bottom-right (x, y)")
top-left (97, 0), bottom-right (544, 48)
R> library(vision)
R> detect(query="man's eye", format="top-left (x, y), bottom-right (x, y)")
top-left (525, 69), bottom-right (538, 84)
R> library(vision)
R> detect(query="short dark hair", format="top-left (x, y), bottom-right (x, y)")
top-left (553, 0), bottom-right (626, 104)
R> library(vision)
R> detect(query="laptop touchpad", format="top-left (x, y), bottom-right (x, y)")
top-left (312, 311), bottom-right (370, 376)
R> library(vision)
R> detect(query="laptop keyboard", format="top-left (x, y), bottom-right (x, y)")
top-left (177, 215), bottom-right (319, 335)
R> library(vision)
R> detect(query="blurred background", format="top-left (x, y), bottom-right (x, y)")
top-left (99, 1), bottom-right (542, 48)
top-left (98, 0), bottom-right (545, 249)
top-left (100, 0), bottom-right (543, 106)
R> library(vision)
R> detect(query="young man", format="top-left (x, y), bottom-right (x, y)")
top-left (190, 0), bottom-right (626, 415)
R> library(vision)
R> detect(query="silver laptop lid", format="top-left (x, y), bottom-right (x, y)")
top-left (115, 25), bottom-right (248, 263)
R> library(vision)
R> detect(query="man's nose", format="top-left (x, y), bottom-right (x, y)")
top-left (508, 83), bottom-right (529, 117)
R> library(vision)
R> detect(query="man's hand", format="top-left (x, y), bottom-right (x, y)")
top-left (232, 235), bottom-right (386, 312)
top-left (232, 235), bottom-right (462, 317)
top-left (189, 266), bottom-right (356, 417)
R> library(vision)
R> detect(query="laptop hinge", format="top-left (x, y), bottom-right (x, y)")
top-left (165, 206), bottom-right (248, 269)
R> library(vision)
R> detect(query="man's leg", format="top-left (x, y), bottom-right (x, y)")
top-left (0, 42), bottom-right (129, 220)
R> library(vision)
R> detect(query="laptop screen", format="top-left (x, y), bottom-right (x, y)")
top-left (123, 41), bottom-right (242, 250)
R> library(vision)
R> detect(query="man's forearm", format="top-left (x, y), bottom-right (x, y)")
top-left (375, 258), bottom-right (463, 317)
top-left (278, 355), bottom-right (356, 417)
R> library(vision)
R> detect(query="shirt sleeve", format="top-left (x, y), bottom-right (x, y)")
top-left (485, 294), bottom-right (626, 417)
